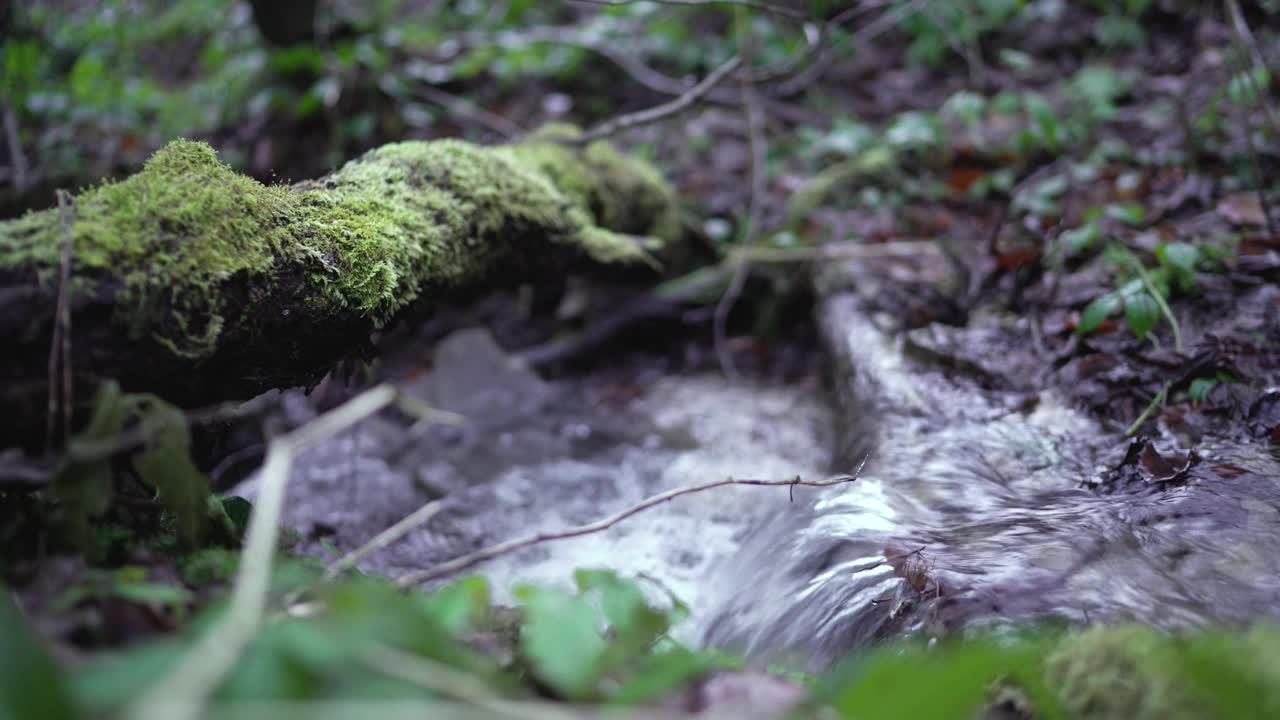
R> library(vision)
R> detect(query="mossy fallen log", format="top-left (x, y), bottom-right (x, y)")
top-left (0, 126), bottom-right (681, 446)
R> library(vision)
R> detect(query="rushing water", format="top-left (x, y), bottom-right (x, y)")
top-left (243, 279), bottom-right (1280, 673)
top-left (700, 288), bottom-right (1280, 670)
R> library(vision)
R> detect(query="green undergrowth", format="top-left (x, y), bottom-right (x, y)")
top-left (6, 377), bottom-right (1277, 718)
top-left (0, 128), bottom-right (677, 360)
top-left (5, 556), bottom-right (1279, 719)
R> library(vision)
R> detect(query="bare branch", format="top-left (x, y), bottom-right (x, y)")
top-left (412, 84), bottom-right (524, 139)
top-left (322, 499), bottom-right (446, 581)
top-left (394, 467), bottom-right (864, 589)
top-left (573, 55), bottom-right (744, 143)
top-left (715, 10), bottom-right (768, 380)
top-left (1, 100), bottom-right (31, 192)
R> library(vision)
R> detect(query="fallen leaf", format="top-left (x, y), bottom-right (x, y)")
top-left (1217, 192), bottom-right (1268, 226)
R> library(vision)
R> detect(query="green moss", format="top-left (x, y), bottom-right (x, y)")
top-left (1045, 623), bottom-right (1280, 720)
top-left (1046, 624), bottom-right (1200, 720)
top-left (300, 135), bottom-right (665, 323)
top-left (786, 145), bottom-right (897, 224)
top-left (504, 124), bottom-right (681, 245)
top-left (1, 140), bottom-right (306, 358)
top-left (0, 130), bottom-right (680, 362)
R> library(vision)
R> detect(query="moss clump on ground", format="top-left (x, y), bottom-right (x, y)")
top-left (0, 129), bottom-right (680, 365)
top-left (1045, 623), bottom-right (1280, 720)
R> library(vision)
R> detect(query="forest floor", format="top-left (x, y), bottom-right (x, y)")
top-left (3, 2), bottom-right (1280, 719)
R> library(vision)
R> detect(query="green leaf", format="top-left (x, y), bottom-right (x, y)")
top-left (132, 398), bottom-right (213, 548)
top-left (1077, 293), bottom-right (1121, 334)
top-left (418, 576), bottom-right (490, 636)
top-left (942, 91), bottom-right (987, 124)
top-left (1125, 291), bottom-right (1160, 340)
top-left (112, 580), bottom-right (195, 608)
top-left (1022, 93), bottom-right (1061, 152)
top-left (609, 647), bottom-right (715, 704)
top-left (827, 637), bottom-right (1062, 720)
top-left (1105, 203), bottom-right (1145, 225)
top-left (999, 48), bottom-right (1034, 72)
top-left (1157, 242), bottom-right (1200, 291)
top-left (516, 585), bottom-right (606, 699)
top-left (0, 594), bottom-right (76, 720)
top-left (70, 640), bottom-right (188, 714)
top-left (575, 570), bottom-right (670, 664)
top-left (884, 112), bottom-right (941, 150)
top-left (1188, 377), bottom-right (1218, 402)
top-left (1060, 221), bottom-right (1100, 252)
top-left (53, 381), bottom-right (130, 547)
top-left (218, 496), bottom-right (254, 534)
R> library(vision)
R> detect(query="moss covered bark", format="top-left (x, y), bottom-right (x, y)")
top-left (0, 126), bottom-right (680, 444)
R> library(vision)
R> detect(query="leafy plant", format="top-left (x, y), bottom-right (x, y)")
top-left (1075, 241), bottom-right (1206, 345)
top-left (516, 569), bottom-right (718, 702)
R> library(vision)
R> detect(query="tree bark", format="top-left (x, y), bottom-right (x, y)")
top-left (0, 127), bottom-right (682, 449)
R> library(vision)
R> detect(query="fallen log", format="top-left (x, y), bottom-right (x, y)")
top-left (0, 126), bottom-right (682, 447)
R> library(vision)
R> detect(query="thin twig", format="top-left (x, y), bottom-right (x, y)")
top-left (573, 55), bottom-right (743, 143)
top-left (46, 190), bottom-right (75, 452)
top-left (769, 0), bottom-right (914, 96)
top-left (1225, 0), bottom-right (1280, 129)
top-left (209, 443), bottom-right (266, 483)
top-left (322, 499), bottom-right (446, 581)
top-left (1, 99), bottom-right (31, 192)
top-left (1125, 381), bottom-right (1170, 437)
top-left (394, 471), bottom-right (862, 589)
top-left (1224, 0), bottom-right (1278, 239)
top-left (714, 8), bottom-right (768, 380)
top-left (413, 84), bottom-right (524, 139)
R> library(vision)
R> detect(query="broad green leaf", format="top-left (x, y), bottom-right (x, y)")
top-left (418, 576), bottom-right (490, 636)
top-left (942, 91), bottom-right (987, 124)
top-left (1072, 66), bottom-right (1130, 119)
top-left (218, 496), bottom-right (254, 532)
top-left (1188, 377), bottom-right (1218, 402)
top-left (0, 593), bottom-right (76, 720)
top-left (575, 570), bottom-right (670, 665)
top-left (1125, 291), bottom-right (1160, 339)
top-left (516, 585), bottom-right (606, 699)
top-left (885, 112), bottom-right (941, 150)
top-left (53, 381), bottom-right (130, 548)
top-left (132, 398), bottom-right (212, 548)
top-left (71, 641), bottom-right (187, 714)
top-left (113, 580), bottom-right (194, 608)
top-left (1077, 293), bottom-right (1121, 334)
top-left (1060, 221), bottom-right (1100, 252)
top-left (1158, 242), bottom-right (1200, 290)
top-left (827, 637), bottom-right (1063, 720)
top-left (1105, 202), bottom-right (1145, 225)
top-left (999, 48), bottom-right (1034, 72)
top-left (1022, 93), bottom-right (1061, 152)
top-left (609, 647), bottom-right (715, 704)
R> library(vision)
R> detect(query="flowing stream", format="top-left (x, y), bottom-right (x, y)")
top-left (702, 286), bottom-right (1280, 670)
top-left (241, 261), bottom-right (1280, 671)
